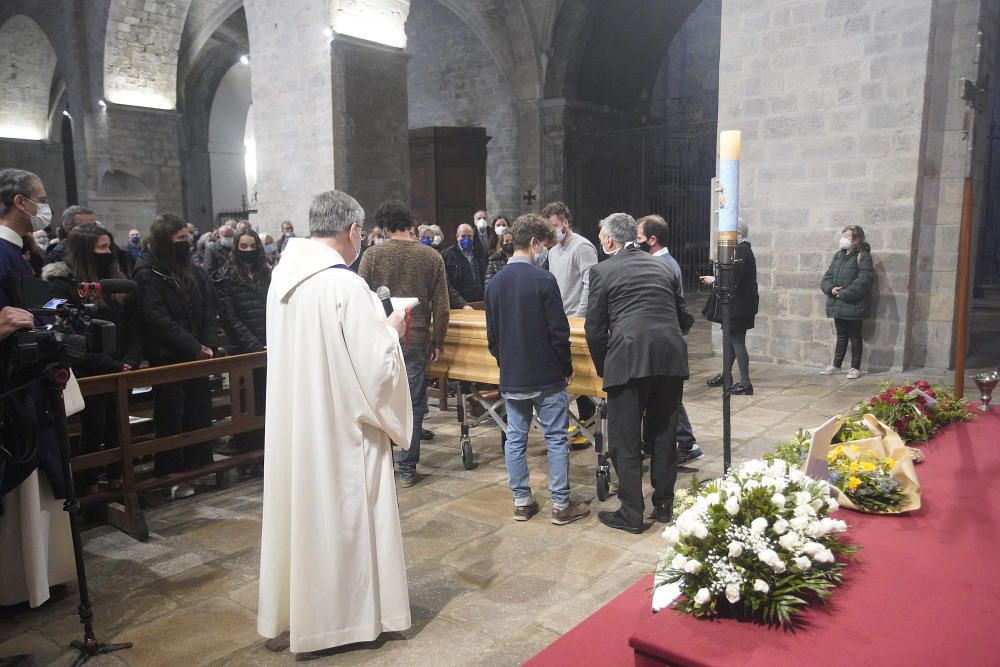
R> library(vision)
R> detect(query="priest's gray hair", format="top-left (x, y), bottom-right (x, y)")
top-left (738, 217), bottom-right (749, 240)
top-left (600, 212), bottom-right (637, 244)
top-left (309, 190), bottom-right (364, 238)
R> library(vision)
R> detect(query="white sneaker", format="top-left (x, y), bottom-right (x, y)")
top-left (170, 483), bottom-right (195, 499)
top-left (846, 368), bottom-right (861, 380)
top-left (819, 365), bottom-right (841, 375)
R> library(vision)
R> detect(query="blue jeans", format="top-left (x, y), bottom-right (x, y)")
top-left (397, 345), bottom-right (426, 478)
top-left (503, 389), bottom-right (570, 510)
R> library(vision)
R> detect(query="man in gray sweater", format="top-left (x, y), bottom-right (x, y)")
top-left (542, 201), bottom-right (599, 434)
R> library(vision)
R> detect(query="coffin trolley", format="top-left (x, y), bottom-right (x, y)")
top-left (428, 310), bottom-right (614, 500)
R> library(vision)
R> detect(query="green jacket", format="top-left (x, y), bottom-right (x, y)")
top-left (821, 242), bottom-right (873, 319)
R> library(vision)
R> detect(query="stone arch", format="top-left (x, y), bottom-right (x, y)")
top-left (208, 61), bottom-right (253, 214)
top-left (103, 0), bottom-right (193, 109)
top-left (99, 168), bottom-right (153, 198)
top-left (0, 15), bottom-right (59, 140)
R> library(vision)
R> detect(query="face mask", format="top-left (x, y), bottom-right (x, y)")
top-left (475, 218), bottom-right (487, 231)
top-left (839, 237), bottom-right (852, 250)
top-left (35, 234), bottom-right (49, 246)
top-left (532, 241), bottom-right (548, 267)
top-left (603, 240), bottom-right (620, 257)
top-left (420, 237), bottom-right (433, 246)
top-left (433, 235), bottom-right (443, 246)
top-left (636, 239), bottom-right (652, 253)
top-left (502, 242), bottom-right (514, 255)
top-left (129, 235), bottom-right (141, 246)
top-left (172, 240), bottom-right (191, 263)
top-left (555, 226), bottom-right (566, 243)
top-left (21, 198), bottom-right (52, 232)
top-left (264, 243), bottom-right (276, 255)
top-left (283, 231), bottom-right (293, 238)
top-left (459, 238), bottom-right (474, 252)
top-left (495, 225), bottom-right (507, 236)
top-left (94, 252), bottom-right (115, 279)
top-left (220, 236), bottom-right (234, 248)
top-left (349, 225), bottom-right (361, 264)
top-left (236, 249), bottom-right (256, 264)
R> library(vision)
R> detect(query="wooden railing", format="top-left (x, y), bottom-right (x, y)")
top-left (75, 352), bottom-right (266, 541)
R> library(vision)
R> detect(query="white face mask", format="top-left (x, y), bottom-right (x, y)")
top-left (532, 241), bottom-right (549, 267)
top-left (603, 239), bottom-right (620, 256)
top-left (21, 197), bottom-right (52, 232)
top-left (34, 233), bottom-right (49, 246)
top-left (839, 236), bottom-right (852, 250)
top-left (433, 235), bottom-right (443, 246)
top-left (220, 236), bottom-right (234, 248)
top-left (475, 218), bottom-right (487, 231)
top-left (495, 225), bottom-right (507, 236)
top-left (555, 226), bottom-right (566, 243)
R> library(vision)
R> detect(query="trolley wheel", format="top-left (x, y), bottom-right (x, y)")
top-left (461, 438), bottom-right (475, 470)
top-left (596, 468), bottom-right (610, 501)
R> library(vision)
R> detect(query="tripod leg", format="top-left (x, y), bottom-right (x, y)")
top-left (44, 368), bottom-right (132, 663)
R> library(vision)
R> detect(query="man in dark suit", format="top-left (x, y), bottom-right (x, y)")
top-left (442, 223), bottom-right (488, 308)
top-left (585, 212), bottom-right (688, 533)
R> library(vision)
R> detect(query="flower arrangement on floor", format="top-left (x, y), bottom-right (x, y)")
top-left (856, 380), bottom-right (972, 443)
top-left (655, 458), bottom-right (858, 626)
top-left (826, 444), bottom-right (904, 513)
top-left (763, 429), bottom-right (810, 468)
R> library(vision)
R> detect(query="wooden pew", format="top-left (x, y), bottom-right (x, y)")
top-left (428, 310), bottom-right (613, 498)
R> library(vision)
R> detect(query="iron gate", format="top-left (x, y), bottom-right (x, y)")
top-left (565, 121), bottom-right (717, 291)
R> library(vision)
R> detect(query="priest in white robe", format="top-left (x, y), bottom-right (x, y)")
top-left (257, 189), bottom-right (413, 655)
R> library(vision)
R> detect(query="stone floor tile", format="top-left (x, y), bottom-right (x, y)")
top-left (152, 563), bottom-right (255, 605)
top-left (108, 597), bottom-right (259, 666)
top-left (401, 510), bottom-right (494, 566)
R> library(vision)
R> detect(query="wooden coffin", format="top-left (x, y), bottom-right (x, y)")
top-left (427, 309), bottom-right (606, 398)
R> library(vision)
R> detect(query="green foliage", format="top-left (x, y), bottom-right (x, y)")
top-left (763, 429), bottom-right (810, 467)
top-left (855, 380), bottom-right (972, 443)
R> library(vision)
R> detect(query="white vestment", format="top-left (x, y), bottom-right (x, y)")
top-left (0, 471), bottom-right (75, 606)
top-left (257, 238), bottom-right (413, 653)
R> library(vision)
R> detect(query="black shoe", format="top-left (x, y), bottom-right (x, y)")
top-left (706, 374), bottom-right (723, 387)
top-left (598, 510), bottom-right (644, 534)
top-left (514, 501), bottom-right (540, 521)
top-left (420, 429), bottom-right (435, 441)
top-left (648, 503), bottom-right (672, 524)
top-left (730, 382), bottom-right (754, 395)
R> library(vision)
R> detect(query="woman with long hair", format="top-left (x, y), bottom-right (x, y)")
top-left (216, 229), bottom-right (270, 462)
top-left (42, 223), bottom-right (143, 494)
top-left (485, 228), bottom-right (514, 289)
top-left (133, 213), bottom-right (219, 498)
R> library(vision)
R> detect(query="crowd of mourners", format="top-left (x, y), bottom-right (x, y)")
top-left (8, 167), bottom-right (874, 506)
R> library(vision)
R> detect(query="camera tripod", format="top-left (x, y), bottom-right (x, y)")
top-left (41, 364), bottom-right (133, 666)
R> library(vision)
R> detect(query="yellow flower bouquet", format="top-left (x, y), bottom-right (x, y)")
top-left (804, 414), bottom-right (921, 514)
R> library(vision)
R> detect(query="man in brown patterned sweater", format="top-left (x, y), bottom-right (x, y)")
top-left (359, 200), bottom-right (450, 487)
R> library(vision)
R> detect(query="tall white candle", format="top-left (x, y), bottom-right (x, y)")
top-left (718, 130), bottom-right (740, 236)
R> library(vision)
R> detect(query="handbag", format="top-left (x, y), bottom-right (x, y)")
top-left (701, 291), bottom-right (722, 324)
top-left (676, 294), bottom-right (695, 335)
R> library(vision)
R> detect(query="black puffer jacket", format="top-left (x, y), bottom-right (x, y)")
top-left (42, 261), bottom-right (144, 376)
top-left (132, 252), bottom-right (218, 365)
top-left (702, 241), bottom-right (760, 330)
top-left (442, 244), bottom-right (487, 307)
top-left (215, 264), bottom-right (269, 353)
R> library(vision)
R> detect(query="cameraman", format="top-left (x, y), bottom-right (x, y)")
top-left (0, 168), bottom-right (75, 608)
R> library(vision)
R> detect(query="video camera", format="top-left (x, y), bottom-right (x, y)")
top-left (2, 274), bottom-right (134, 375)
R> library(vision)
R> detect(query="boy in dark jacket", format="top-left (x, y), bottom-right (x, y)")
top-left (485, 214), bottom-right (590, 526)
top-left (820, 224), bottom-right (874, 379)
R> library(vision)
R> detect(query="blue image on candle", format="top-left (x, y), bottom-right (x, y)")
top-left (718, 159), bottom-right (739, 233)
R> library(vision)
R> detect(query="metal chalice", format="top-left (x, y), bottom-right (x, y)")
top-left (972, 372), bottom-right (998, 412)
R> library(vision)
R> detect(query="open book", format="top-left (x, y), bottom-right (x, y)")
top-left (390, 297), bottom-right (419, 313)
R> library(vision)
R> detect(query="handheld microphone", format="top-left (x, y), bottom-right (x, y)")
top-left (376, 286), bottom-right (393, 317)
top-left (78, 279), bottom-right (138, 298)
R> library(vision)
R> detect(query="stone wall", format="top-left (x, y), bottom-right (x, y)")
top-left (0, 15), bottom-right (59, 141)
top-left (717, 0), bottom-right (938, 372)
top-left (331, 36), bottom-right (410, 220)
top-left (407, 0), bottom-right (520, 217)
top-left (652, 0), bottom-right (721, 127)
top-left (103, 0), bottom-right (190, 109)
top-left (0, 138), bottom-right (67, 217)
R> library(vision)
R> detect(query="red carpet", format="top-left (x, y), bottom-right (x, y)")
top-left (528, 409), bottom-right (1000, 667)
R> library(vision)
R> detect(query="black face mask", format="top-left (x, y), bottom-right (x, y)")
top-left (236, 249), bottom-right (256, 264)
top-left (502, 242), bottom-right (514, 256)
top-left (172, 240), bottom-right (191, 264)
top-left (636, 239), bottom-right (652, 253)
top-left (94, 252), bottom-right (115, 279)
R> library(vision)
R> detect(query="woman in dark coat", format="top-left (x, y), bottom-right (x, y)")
top-left (215, 228), bottom-right (269, 457)
top-left (132, 213), bottom-right (219, 498)
top-left (42, 223), bottom-right (143, 493)
top-left (484, 229), bottom-right (514, 289)
top-left (820, 224), bottom-right (874, 379)
top-left (702, 220), bottom-right (760, 394)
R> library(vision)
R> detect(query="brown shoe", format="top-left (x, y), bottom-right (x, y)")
top-left (514, 501), bottom-right (540, 521)
top-left (551, 501), bottom-right (591, 525)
